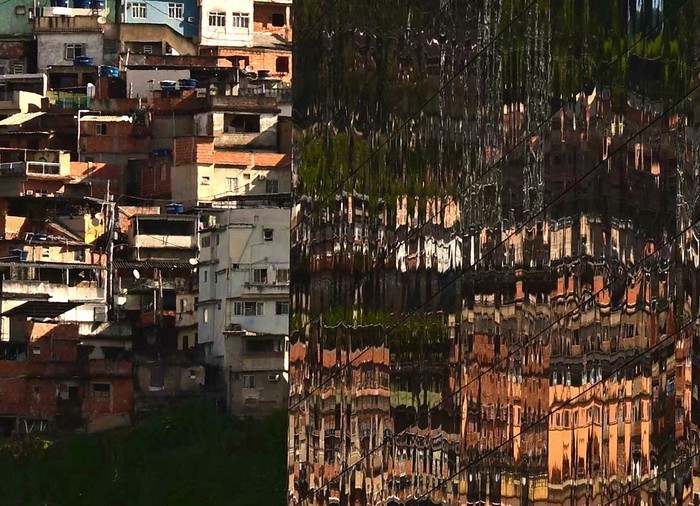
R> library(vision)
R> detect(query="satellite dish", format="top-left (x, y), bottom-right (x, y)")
top-left (117, 296), bottom-right (127, 306)
top-left (97, 16), bottom-right (107, 24)
top-left (133, 269), bottom-right (140, 280)
top-left (244, 65), bottom-right (255, 73)
top-left (188, 258), bottom-right (198, 266)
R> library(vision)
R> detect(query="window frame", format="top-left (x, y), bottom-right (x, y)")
top-left (232, 12), bottom-right (250, 28)
top-left (64, 43), bottom-right (85, 61)
top-left (131, 2), bottom-right (147, 19)
top-left (208, 11), bottom-right (226, 27)
top-left (168, 2), bottom-right (184, 19)
top-left (276, 301), bottom-right (289, 315)
top-left (242, 374), bottom-right (255, 389)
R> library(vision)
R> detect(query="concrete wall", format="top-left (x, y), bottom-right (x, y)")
top-left (198, 208), bottom-right (289, 366)
top-left (122, 0), bottom-right (199, 38)
top-left (37, 32), bottom-right (104, 71)
top-left (135, 363), bottom-right (205, 392)
top-left (125, 68), bottom-right (191, 99)
top-left (0, 1), bottom-right (39, 36)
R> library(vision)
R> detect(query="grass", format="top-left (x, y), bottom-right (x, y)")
top-left (0, 402), bottom-right (287, 506)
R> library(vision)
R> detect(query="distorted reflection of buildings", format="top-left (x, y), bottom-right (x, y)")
top-left (289, 1), bottom-right (700, 504)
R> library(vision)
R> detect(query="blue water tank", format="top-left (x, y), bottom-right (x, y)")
top-left (91, 0), bottom-right (105, 9)
top-left (100, 66), bottom-right (120, 78)
top-left (74, 56), bottom-right (94, 66)
top-left (50, 0), bottom-right (69, 6)
top-left (73, 0), bottom-right (90, 7)
top-left (178, 78), bottom-right (197, 90)
top-left (166, 204), bottom-right (184, 215)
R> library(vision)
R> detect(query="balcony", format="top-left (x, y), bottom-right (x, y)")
top-left (134, 234), bottom-right (197, 250)
top-left (0, 161), bottom-right (63, 178)
top-left (2, 280), bottom-right (104, 302)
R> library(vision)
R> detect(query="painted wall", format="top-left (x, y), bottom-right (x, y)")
top-left (0, 1), bottom-right (34, 37)
top-left (37, 32), bottom-right (104, 71)
top-left (122, 0), bottom-right (198, 39)
top-left (199, 0), bottom-right (253, 47)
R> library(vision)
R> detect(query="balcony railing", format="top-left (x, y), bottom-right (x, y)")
top-left (0, 162), bottom-right (25, 176)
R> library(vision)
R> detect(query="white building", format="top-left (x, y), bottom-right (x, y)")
top-left (198, 206), bottom-right (289, 413)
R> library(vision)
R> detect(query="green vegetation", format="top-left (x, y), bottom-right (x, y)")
top-left (0, 403), bottom-right (287, 506)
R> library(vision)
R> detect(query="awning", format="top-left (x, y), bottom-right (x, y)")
top-left (0, 111), bottom-right (45, 127)
top-left (2, 301), bottom-right (80, 318)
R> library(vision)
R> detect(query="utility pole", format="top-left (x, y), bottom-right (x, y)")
top-left (84, 180), bottom-right (116, 320)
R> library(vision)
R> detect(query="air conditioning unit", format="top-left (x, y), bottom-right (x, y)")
top-left (257, 174), bottom-right (266, 181)
top-left (268, 373), bottom-right (280, 382)
top-left (24, 190), bottom-right (34, 196)
top-left (227, 323), bottom-right (242, 332)
top-left (186, 16), bottom-right (195, 23)
top-left (94, 306), bottom-right (108, 322)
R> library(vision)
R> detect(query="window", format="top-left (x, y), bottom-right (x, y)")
top-left (266, 179), bottom-right (279, 194)
top-left (203, 270), bottom-right (208, 282)
top-left (131, 2), bottom-right (147, 18)
top-left (232, 12), bottom-right (250, 28)
top-left (201, 176), bottom-right (210, 185)
top-left (252, 268), bottom-right (268, 284)
top-left (32, 344), bottom-right (41, 355)
top-left (208, 11), bottom-right (225, 26)
top-left (234, 301), bottom-right (264, 316)
top-left (73, 249), bottom-right (85, 262)
top-left (246, 339), bottom-right (282, 354)
top-left (95, 123), bottom-right (107, 136)
top-left (64, 43), bottom-right (85, 61)
top-left (263, 228), bottom-right (274, 241)
top-left (243, 375), bottom-right (255, 389)
top-left (93, 383), bottom-right (111, 399)
top-left (227, 177), bottom-right (238, 192)
top-left (143, 44), bottom-right (153, 54)
top-left (41, 246), bottom-right (50, 259)
top-left (168, 3), bottom-right (184, 19)
top-left (276, 268), bottom-right (289, 284)
top-left (275, 56), bottom-right (289, 73)
top-left (201, 235), bottom-right (211, 248)
top-left (271, 12), bottom-right (285, 26)
top-left (203, 308), bottom-right (209, 323)
top-left (12, 63), bottom-right (24, 74)
top-left (276, 301), bottom-right (289, 315)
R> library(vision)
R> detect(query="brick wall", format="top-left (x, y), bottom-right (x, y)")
top-left (0, 41), bottom-right (28, 59)
top-left (174, 136), bottom-right (215, 165)
top-left (141, 158), bottom-right (172, 198)
top-left (253, 4), bottom-right (292, 40)
top-left (219, 48), bottom-right (292, 82)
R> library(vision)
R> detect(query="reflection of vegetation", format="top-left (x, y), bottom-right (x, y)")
top-left (0, 403), bottom-right (287, 506)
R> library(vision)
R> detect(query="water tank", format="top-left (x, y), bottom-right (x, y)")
top-left (99, 66), bottom-right (119, 78)
top-left (166, 203), bottom-right (184, 215)
top-left (91, 0), bottom-right (105, 9)
top-left (50, 0), bottom-right (69, 6)
top-left (73, 0), bottom-right (90, 7)
top-left (160, 80), bottom-right (176, 91)
top-left (178, 78), bottom-right (197, 90)
top-left (74, 56), bottom-right (94, 66)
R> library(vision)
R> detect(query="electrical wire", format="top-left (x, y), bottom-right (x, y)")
top-left (387, 311), bottom-right (700, 506)
top-left (290, 0), bottom-right (538, 235)
top-left (287, 0), bottom-right (692, 413)
top-left (288, 72), bottom-right (700, 415)
top-left (296, 213), bottom-right (700, 503)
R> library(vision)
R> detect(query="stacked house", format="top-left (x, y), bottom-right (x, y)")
top-left (0, 0), bottom-right (292, 435)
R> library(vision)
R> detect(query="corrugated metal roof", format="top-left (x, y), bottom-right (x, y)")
top-left (0, 111), bottom-right (45, 126)
top-left (113, 260), bottom-right (194, 269)
top-left (80, 115), bottom-right (132, 123)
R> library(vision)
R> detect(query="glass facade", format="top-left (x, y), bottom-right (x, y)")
top-left (289, 1), bottom-right (700, 504)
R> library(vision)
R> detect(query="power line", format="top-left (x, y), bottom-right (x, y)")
top-left (289, 0), bottom-right (539, 235)
top-left (297, 213), bottom-right (700, 503)
top-left (388, 313), bottom-right (700, 506)
top-left (288, 73), bottom-right (700, 415)
top-left (287, 0), bottom-right (691, 409)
